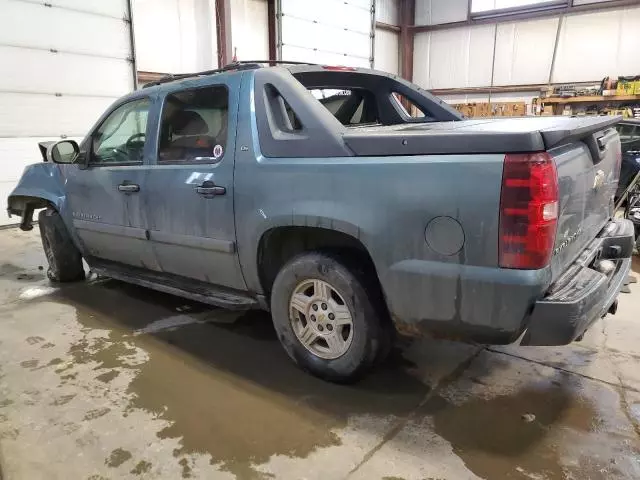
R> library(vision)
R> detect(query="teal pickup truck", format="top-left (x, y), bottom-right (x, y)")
top-left (7, 62), bottom-right (634, 382)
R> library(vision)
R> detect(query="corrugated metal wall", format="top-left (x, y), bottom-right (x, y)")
top-left (374, 0), bottom-right (399, 75)
top-left (376, 0), bottom-right (399, 25)
top-left (374, 29), bottom-right (399, 75)
top-left (553, 6), bottom-right (640, 82)
top-left (415, 0), bottom-right (468, 26)
top-left (413, 5), bottom-right (640, 90)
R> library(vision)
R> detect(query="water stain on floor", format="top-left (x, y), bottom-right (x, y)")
top-left (425, 373), bottom-right (640, 479)
top-left (4, 240), bottom-right (639, 480)
top-left (48, 280), bottom-right (430, 478)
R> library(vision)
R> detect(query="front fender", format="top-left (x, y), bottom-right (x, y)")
top-left (7, 162), bottom-right (74, 233)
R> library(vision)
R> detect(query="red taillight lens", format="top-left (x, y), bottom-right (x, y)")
top-left (499, 152), bottom-right (558, 269)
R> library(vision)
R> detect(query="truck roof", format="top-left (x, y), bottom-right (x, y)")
top-left (141, 61), bottom-right (341, 89)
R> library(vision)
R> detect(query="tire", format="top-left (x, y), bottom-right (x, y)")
top-left (38, 208), bottom-right (85, 282)
top-left (270, 252), bottom-right (384, 383)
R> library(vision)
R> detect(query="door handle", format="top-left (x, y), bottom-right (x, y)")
top-left (195, 180), bottom-right (226, 196)
top-left (118, 183), bottom-right (140, 193)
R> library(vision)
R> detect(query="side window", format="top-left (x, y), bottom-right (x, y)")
top-left (619, 125), bottom-right (639, 144)
top-left (92, 98), bottom-right (150, 165)
top-left (310, 88), bottom-right (379, 126)
top-left (158, 85), bottom-right (228, 163)
top-left (392, 93), bottom-right (425, 118)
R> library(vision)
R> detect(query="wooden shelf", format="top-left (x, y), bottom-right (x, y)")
top-left (543, 95), bottom-right (640, 104)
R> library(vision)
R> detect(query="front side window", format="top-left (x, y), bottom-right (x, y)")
top-left (158, 85), bottom-right (229, 163)
top-left (92, 98), bottom-right (150, 165)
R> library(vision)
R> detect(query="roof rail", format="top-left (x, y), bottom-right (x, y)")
top-left (142, 60), bottom-right (318, 88)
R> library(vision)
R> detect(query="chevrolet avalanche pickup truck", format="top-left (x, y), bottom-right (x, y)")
top-left (7, 62), bottom-right (635, 383)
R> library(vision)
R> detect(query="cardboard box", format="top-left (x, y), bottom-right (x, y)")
top-left (541, 105), bottom-right (554, 116)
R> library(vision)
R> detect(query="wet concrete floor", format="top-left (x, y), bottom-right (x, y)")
top-left (0, 227), bottom-right (639, 479)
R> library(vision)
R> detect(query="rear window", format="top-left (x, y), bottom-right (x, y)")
top-left (159, 85), bottom-right (228, 163)
top-left (309, 88), bottom-right (379, 126)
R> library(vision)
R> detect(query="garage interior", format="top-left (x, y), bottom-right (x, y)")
top-left (1, 0), bottom-right (640, 479)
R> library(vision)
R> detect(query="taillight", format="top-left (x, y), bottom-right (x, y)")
top-left (499, 152), bottom-right (558, 269)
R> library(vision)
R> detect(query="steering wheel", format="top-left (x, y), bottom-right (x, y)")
top-left (126, 132), bottom-right (146, 150)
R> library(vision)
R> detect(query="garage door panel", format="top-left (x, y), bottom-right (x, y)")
top-left (1, 1), bottom-right (131, 59)
top-left (281, 0), bottom-right (371, 33)
top-left (279, 0), bottom-right (373, 68)
top-left (281, 17), bottom-right (370, 58)
top-left (0, 47), bottom-right (132, 97)
top-left (374, 28), bottom-right (399, 75)
top-left (0, 137), bottom-right (80, 181)
top-left (0, 93), bottom-right (115, 138)
top-left (19, 0), bottom-right (129, 19)
top-left (282, 45), bottom-right (370, 68)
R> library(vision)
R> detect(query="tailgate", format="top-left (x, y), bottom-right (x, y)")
top-left (548, 124), bottom-right (621, 280)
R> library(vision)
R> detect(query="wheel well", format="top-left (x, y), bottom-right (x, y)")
top-left (8, 195), bottom-right (51, 212)
top-left (257, 226), bottom-right (380, 296)
top-left (7, 196), bottom-right (54, 230)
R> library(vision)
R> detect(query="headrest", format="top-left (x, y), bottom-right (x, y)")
top-left (171, 110), bottom-right (208, 135)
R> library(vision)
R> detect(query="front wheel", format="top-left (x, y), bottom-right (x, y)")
top-left (270, 252), bottom-right (384, 383)
top-left (38, 208), bottom-right (85, 282)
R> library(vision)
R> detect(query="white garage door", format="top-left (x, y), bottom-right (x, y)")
top-left (0, 0), bottom-right (135, 226)
top-left (279, 0), bottom-right (374, 68)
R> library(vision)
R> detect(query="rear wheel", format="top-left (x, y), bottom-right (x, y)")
top-left (270, 252), bottom-right (384, 383)
top-left (38, 208), bottom-right (85, 282)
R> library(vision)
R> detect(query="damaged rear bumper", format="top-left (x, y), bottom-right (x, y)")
top-left (521, 218), bottom-right (634, 346)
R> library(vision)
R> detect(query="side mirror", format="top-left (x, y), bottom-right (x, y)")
top-left (47, 140), bottom-right (80, 164)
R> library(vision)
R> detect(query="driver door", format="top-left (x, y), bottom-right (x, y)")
top-left (63, 96), bottom-right (159, 270)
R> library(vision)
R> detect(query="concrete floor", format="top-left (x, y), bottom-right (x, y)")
top-left (0, 228), bottom-right (639, 480)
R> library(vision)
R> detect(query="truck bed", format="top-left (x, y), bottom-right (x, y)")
top-left (343, 116), bottom-right (622, 156)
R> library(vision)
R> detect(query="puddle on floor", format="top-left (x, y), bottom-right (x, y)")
top-left (423, 354), bottom-right (640, 480)
top-left (3, 232), bottom-right (640, 479)
top-left (46, 280), bottom-right (429, 478)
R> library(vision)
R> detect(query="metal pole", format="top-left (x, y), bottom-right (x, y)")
top-left (276, 0), bottom-right (282, 60)
top-left (548, 14), bottom-right (563, 84)
top-left (126, 0), bottom-right (138, 89)
top-left (488, 23), bottom-right (497, 105)
top-left (268, 0), bottom-right (277, 61)
top-left (370, 0), bottom-right (375, 68)
top-left (215, 0), bottom-right (232, 66)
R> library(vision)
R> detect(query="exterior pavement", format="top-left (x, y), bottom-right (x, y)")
top-left (0, 227), bottom-right (639, 479)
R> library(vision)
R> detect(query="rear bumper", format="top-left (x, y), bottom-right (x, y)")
top-left (521, 218), bottom-right (634, 346)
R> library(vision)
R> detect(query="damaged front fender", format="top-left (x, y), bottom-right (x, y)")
top-left (7, 163), bottom-right (70, 231)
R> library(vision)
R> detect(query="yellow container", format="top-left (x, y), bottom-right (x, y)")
top-left (617, 80), bottom-right (635, 96)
